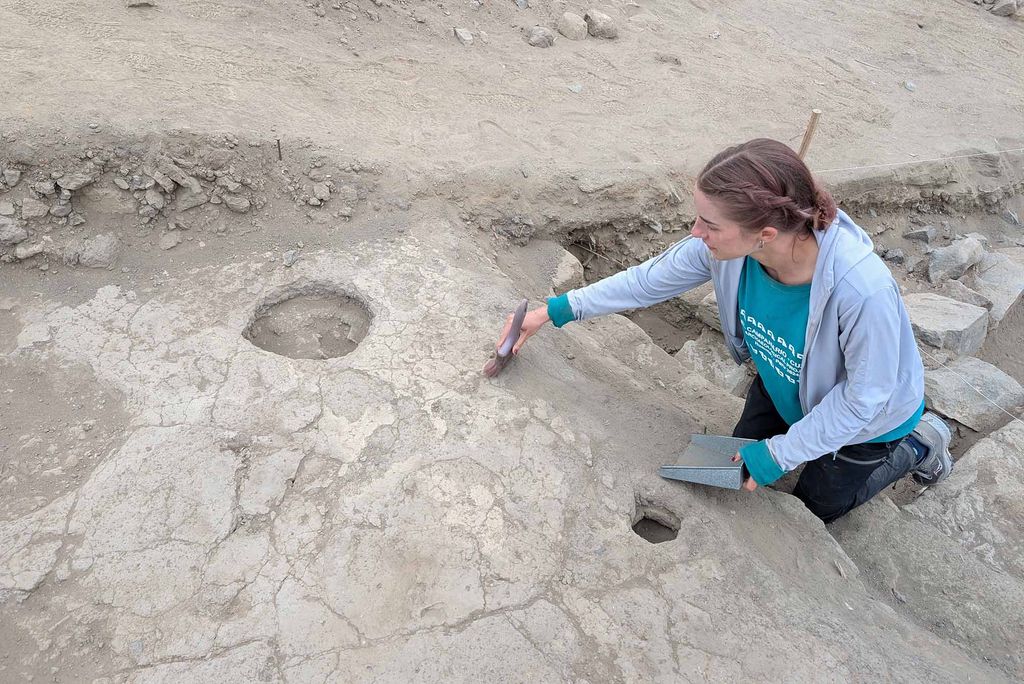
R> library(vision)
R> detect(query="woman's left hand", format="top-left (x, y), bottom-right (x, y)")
top-left (731, 453), bottom-right (759, 491)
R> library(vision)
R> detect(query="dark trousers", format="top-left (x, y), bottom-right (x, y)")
top-left (732, 376), bottom-right (915, 523)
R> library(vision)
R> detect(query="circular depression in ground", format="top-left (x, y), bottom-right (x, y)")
top-left (244, 286), bottom-right (371, 360)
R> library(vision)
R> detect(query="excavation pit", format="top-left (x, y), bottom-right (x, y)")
top-left (631, 503), bottom-right (681, 544)
top-left (244, 288), bottom-right (371, 360)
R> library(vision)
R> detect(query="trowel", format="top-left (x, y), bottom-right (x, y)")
top-left (483, 298), bottom-right (529, 378)
top-left (659, 434), bottom-right (754, 489)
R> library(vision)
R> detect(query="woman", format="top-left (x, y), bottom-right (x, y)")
top-left (498, 139), bottom-right (953, 523)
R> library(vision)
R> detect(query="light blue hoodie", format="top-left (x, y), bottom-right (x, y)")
top-left (547, 210), bottom-right (925, 484)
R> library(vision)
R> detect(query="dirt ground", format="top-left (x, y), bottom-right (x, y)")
top-left (2, 0), bottom-right (1023, 682)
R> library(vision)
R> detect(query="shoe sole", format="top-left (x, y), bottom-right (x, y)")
top-left (912, 412), bottom-right (954, 484)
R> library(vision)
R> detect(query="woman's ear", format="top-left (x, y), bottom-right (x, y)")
top-left (760, 226), bottom-right (779, 244)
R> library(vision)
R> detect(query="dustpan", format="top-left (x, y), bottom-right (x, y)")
top-left (659, 434), bottom-right (754, 490)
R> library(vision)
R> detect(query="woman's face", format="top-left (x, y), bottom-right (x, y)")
top-left (691, 187), bottom-right (761, 261)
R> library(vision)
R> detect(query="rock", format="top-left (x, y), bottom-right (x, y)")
top-left (884, 248), bottom-right (905, 265)
top-left (0, 217), bottom-right (28, 246)
top-left (924, 357), bottom-right (1024, 432)
top-left (904, 292), bottom-right (988, 355)
top-left (676, 328), bottom-right (754, 397)
top-left (216, 177), bottom-right (241, 193)
top-left (129, 175), bottom-right (154, 191)
top-left (903, 226), bottom-right (935, 243)
top-left (527, 25), bottom-right (556, 48)
top-left (0, 200), bottom-right (14, 216)
top-left (928, 235), bottom-right (985, 284)
top-left (551, 249), bottom-right (584, 292)
top-left (283, 249), bottom-right (300, 267)
top-left (557, 12), bottom-right (588, 40)
top-left (965, 249), bottom-right (1024, 326)
top-left (990, 0), bottom-right (1017, 15)
top-left (3, 168), bottom-right (21, 187)
top-left (902, 80), bottom-right (917, 92)
top-left (14, 238), bottom-right (50, 260)
top-left (940, 279), bottom-right (993, 310)
top-left (308, 197), bottom-right (322, 207)
top-left (454, 27), bottom-right (473, 45)
top-left (654, 52), bottom-right (682, 65)
top-left (697, 291), bottom-right (721, 332)
top-left (156, 160), bottom-right (200, 193)
top-left (176, 184), bottom-right (209, 211)
top-left (222, 194), bottom-right (251, 213)
top-left (21, 198), bottom-right (50, 219)
top-left (50, 202), bottom-right (73, 218)
top-left (69, 213), bottom-right (86, 227)
top-left (56, 164), bottom-right (100, 191)
top-left (1003, 210), bottom-right (1021, 227)
top-left (151, 170), bottom-right (176, 193)
top-left (312, 182), bottom-right (331, 201)
top-left (904, 421), bottom-right (1024, 580)
top-left (113, 177), bottom-right (130, 190)
top-left (126, 0), bottom-right (156, 6)
top-left (159, 231), bottom-right (183, 250)
top-left (584, 10), bottom-right (618, 38)
top-left (514, 0), bottom-right (528, 8)
top-left (79, 233), bottom-right (120, 269)
top-left (145, 188), bottom-right (165, 210)
top-left (33, 179), bottom-right (56, 196)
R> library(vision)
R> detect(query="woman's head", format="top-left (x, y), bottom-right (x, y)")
top-left (690, 138), bottom-right (837, 260)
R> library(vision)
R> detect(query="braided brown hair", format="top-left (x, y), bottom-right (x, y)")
top-left (697, 139), bottom-right (837, 235)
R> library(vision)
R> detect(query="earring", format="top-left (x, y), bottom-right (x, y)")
top-left (757, 239), bottom-right (764, 250)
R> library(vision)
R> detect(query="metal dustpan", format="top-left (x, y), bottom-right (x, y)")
top-left (659, 434), bottom-right (755, 490)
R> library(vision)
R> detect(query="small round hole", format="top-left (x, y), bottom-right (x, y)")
top-left (632, 516), bottom-right (678, 544)
top-left (244, 286), bottom-right (370, 360)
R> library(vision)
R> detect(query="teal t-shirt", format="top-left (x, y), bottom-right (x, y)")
top-left (737, 257), bottom-right (810, 425)
top-left (737, 256), bottom-right (923, 442)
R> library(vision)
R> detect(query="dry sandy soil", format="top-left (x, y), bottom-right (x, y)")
top-left (2, 0), bottom-right (1024, 682)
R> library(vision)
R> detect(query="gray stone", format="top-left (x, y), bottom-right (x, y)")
top-left (3, 168), bottom-right (21, 187)
top-left (78, 233), bottom-right (120, 269)
top-left (940, 279), bottom-right (992, 310)
top-left (884, 248), bottom-right (905, 264)
top-left (159, 230), bottom-right (183, 250)
top-left (33, 179), bottom-right (56, 196)
top-left (56, 165), bottom-right (100, 191)
top-left (151, 170), bottom-right (176, 193)
top-left (904, 421), bottom-right (1024, 580)
top-left (113, 177), bottom-right (130, 191)
top-left (129, 175), bottom-right (154, 191)
top-left (282, 249), bottom-right (300, 267)
top-left (966, 248), bottom-right (1024, 326)
top-left (905, 292), bottom-right (988, 355)
top-left (50, 202), bottom-right (73, 218)
top-left (312, 182), bottom-right (331, 201)
top-left (557, 12), bottom-right (589, 40)
top-left (145, 188), bottom-right (165, 210)
top-left (0, 200), bottom-right (14, 216)
top-left (551, 249), bottom-right (584, 292)
top-left (903, 226), bottom-right (935, 243)
top-left (697, 290), bottom-right (721, 332)
top-left (584, 9), bottom-right (618, 38)
top-left (14, 238), bottom-right (49, 261)
top-left (928, 235), bottom-right (985, 284)
top-left (990, 0), bottom-right (1018, 15)
top-left (924, 357), bottom-right (1024, 432)
top-left (514, 0), bottom-right (528, 8)
top-left (222, 194), bottom-right (251, 213)
top-left (22, 197), bottom-right (50, 219)
top-left (675, 328), bottom-right (754, 397)
top-left (216, 177), bottom-right (242, 193)
top-left (1003, 210), bottom-right (1021, 226)
top-left (454, 27), bottom-right (473, 45)
top-left (0, 217), bottom-right (28, 246)
top-left (526, 26), bottom-right (556, 48)
top-left (176, 185), bottom-right (209, 211)
top-left (156, 160), bottom-right (199, 191)
top-left (69, 213), bottom-right (86, 227)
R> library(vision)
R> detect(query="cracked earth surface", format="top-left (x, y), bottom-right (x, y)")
top-left (1, 221), bottom-right (1011, 682)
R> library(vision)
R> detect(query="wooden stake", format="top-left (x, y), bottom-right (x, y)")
top-left (797, 109), bottom-right (822, 160)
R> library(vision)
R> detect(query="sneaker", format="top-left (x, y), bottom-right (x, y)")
top-left (910, 411), bottom-right (954, 486)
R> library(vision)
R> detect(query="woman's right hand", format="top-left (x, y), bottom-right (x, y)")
top-left (496, 306), bottom-right (551, 355)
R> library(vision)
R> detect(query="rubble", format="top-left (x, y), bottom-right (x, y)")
top-left (20, 198), bottom-right (49, 219)
top-left (221, 194), bottom-right (251, 213)
top-left (676, 328), bottom-right (754, 396)
top-left (3, 168), bottom-right (21, 187)
top-left (526, 26), bottom-right (556, 48)
top-left (940, 279), bottom-right (992, 310)
top-left (454, 27), bottom-right (473, 45)
top-left (925, 356), bottom-right (1024, 431)
top-left (905, 292), bottom-right (988, 355)
top-left (557, 12), bottom-right (589, 40)
top-left (584, 10), bottom-right (618, 38)
top-left (78, 233), bottom-right (120, 268)
top-left (0, 217), bottom-right (28, 246)
top-left (0, 201), bottom-right (14, 216)
top-left (966, 248), bottom-right (1024, 325)
top-left (928, 235), bottom-right (985, 284)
